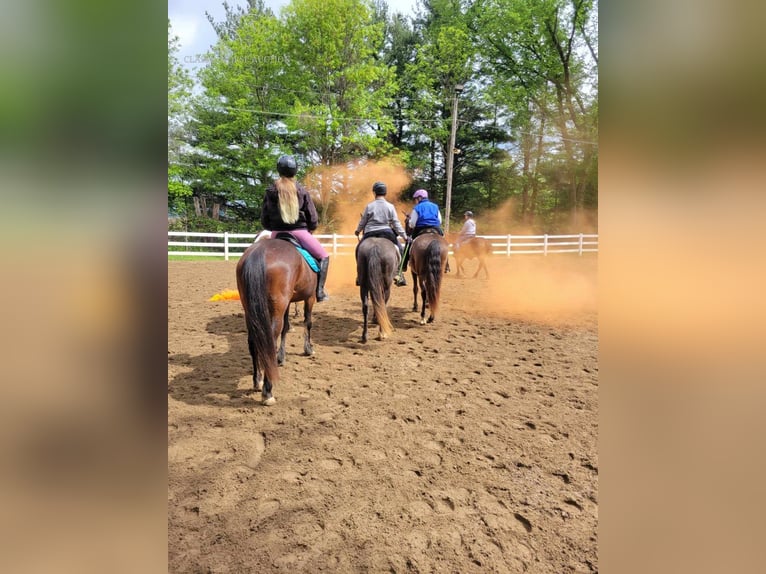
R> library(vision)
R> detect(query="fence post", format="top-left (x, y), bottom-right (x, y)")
top-left (224, 232), bottom-right (229, 261)
top-left (579, 233), bottom-right (584, 256)
top-left (543, 234), bottom-right (548, 256)
top-left (506, 235), bottom-right (511, 257)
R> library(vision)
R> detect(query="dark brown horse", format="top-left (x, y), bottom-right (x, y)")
top-left (453, 237), bottom-right (492, 279)
top-left (236, 238), bottom-right (317, 405)
top-left (409, 232), bottom-right (449, 324)
top-left (356, 237), bottom-right (399, 342)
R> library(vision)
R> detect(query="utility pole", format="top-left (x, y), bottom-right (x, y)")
top-left (444, 84), bottom-right (463, 234)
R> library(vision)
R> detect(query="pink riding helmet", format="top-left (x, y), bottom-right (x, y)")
top-left (413, 189), bottom-right (428, 200)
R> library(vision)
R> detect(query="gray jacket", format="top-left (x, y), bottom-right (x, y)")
top-left (355, 198), bottom-right (407, 238)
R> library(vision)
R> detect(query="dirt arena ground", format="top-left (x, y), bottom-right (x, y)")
top-left (168, 254), bottom-right (598, 573)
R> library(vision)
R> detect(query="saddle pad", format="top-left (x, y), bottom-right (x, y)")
top-left (295, 245), bottom-right (320, 272)
top-left (273, 233), bottom-right (320, 272)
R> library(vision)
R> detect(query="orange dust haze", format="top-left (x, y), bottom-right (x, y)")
top-left (304, 158), bottom-right (413, 234)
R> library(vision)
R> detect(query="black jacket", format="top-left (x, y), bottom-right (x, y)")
top-left (260, 182), bottom-right (319, 231)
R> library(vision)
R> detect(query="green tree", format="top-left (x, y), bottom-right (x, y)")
top-left (281, 0), bottom-right (397, 167)
top-left (186, 5), bottom-right (287, 222)
top-left (404, 0), bottom-right (475, 210)
top-left (175, 0), bottom-right (397, 228)
top-left (469, 0), bottom-right (598, 226)
top-left (168, 19), bottom-right (193, 215)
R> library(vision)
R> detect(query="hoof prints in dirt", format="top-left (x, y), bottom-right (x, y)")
top-left (169, 260), bottom-right (598, 573)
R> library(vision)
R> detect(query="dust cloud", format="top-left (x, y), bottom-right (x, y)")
top-left (449, 256), bottom-right (598, 326)
top-left (303, 158), bottom-right (598, 324)
top-left (304, 158), bottom-right (413, 234)
top-left (305, 158), bottom-right (413, 291)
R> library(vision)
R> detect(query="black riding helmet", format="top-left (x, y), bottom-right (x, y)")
top-left (277, 155), bottom-right (297, 177)
top-left (372, 181), bottom-right (387, 196)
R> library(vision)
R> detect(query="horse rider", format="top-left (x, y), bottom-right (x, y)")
top-left (354, 181), bottom-right (408, 286)
top-left (260, 155), bottom-right (330, 302)
top-left (400, 188), bottom-right (444, 273)
top-left (455, 210), bottom-right (477, 250)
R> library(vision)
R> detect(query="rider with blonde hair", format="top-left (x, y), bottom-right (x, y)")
top-left (260, 155), bottom-right (330, 302)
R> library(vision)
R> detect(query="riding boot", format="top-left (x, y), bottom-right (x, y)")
top-left (401, 239), bottom-right (411, 272)
top-left (316, 257), bottom-right (330, 302)
top-left (394, 242), bottom-right (407, 286)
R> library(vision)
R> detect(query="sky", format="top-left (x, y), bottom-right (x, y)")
top-left (169, 0), bottom-right (419, 72)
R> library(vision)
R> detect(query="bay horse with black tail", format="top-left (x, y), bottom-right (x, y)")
top-left (356, 237), bottom-right (399, 343)
top-left (454, 237), bottom-right (492, 279)
top-left (236, 237), bottom-right (317, 405)
top-left (409, 232), bottom-right (449, 324)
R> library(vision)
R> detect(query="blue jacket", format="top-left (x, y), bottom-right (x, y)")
top-left (413, 200), bottom-right (441, 228)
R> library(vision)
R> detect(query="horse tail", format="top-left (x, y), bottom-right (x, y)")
top-left (240, 250), bottom-right (278, 383)
top-left (367, 243), bottom-right (393, 337)
top-left (425, 239), bottom-right (444, 315)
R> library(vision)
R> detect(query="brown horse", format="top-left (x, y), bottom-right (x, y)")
top-left (409, 232), bottom-right (449, 324)
top-left (356, 237), bottom-right (399, 342)
top-left (453, 237), bottom-right (492, 279)
top-left (236, 237), bottom-right (317, 405)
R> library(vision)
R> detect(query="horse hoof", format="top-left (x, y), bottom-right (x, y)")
top-left (263, 396), bottom-right (276, 406)
top-left (420, 318), bottom-right (426, 325)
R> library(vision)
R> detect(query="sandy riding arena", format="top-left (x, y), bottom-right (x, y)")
top-left (168, 255), bottom-right (598, 573)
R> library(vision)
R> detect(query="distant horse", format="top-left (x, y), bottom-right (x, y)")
top-left (453, 237), bottom-right (492, 279)
top-left (356, 238), bottom-right (399, 343)
top-left (236, 237), bottom-right (317, 405)
top-left (409, 232), bottom-right (449, 324)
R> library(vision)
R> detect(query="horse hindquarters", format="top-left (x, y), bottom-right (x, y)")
top-left (237, 250), bottom-right (279, 405)
top-left (422, 239), bottom-right (445, 323)
top-left (360, 242), bottom-right (394, 341)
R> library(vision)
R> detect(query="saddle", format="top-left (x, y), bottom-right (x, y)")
top-left (273, 232), bottom-right (320, 272)
top-left (412, 226), bottom-right (442, 239)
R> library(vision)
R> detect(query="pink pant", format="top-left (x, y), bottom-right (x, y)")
top-left (271, 229), bottom-right (328, 259)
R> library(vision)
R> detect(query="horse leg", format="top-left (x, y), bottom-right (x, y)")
top-left (277, 308), bottom-right (289, 366)
top-left (262, 375), bottom-right (275, 406)
top-left (360, 286), bottom-right (369, 343)
top-left (303, 299), bottom-right (314, 356)
top-left (419, 277), bottom-right (428, 324)
top-left (380, 283), bottom-right (392, 340)
top-left (411, 272), bottom-right (419, 312)
top-left (248, 331), bottom-right (263, 392)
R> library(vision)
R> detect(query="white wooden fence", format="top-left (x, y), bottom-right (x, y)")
top-left (168, 231), bottom-right (598, 260)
